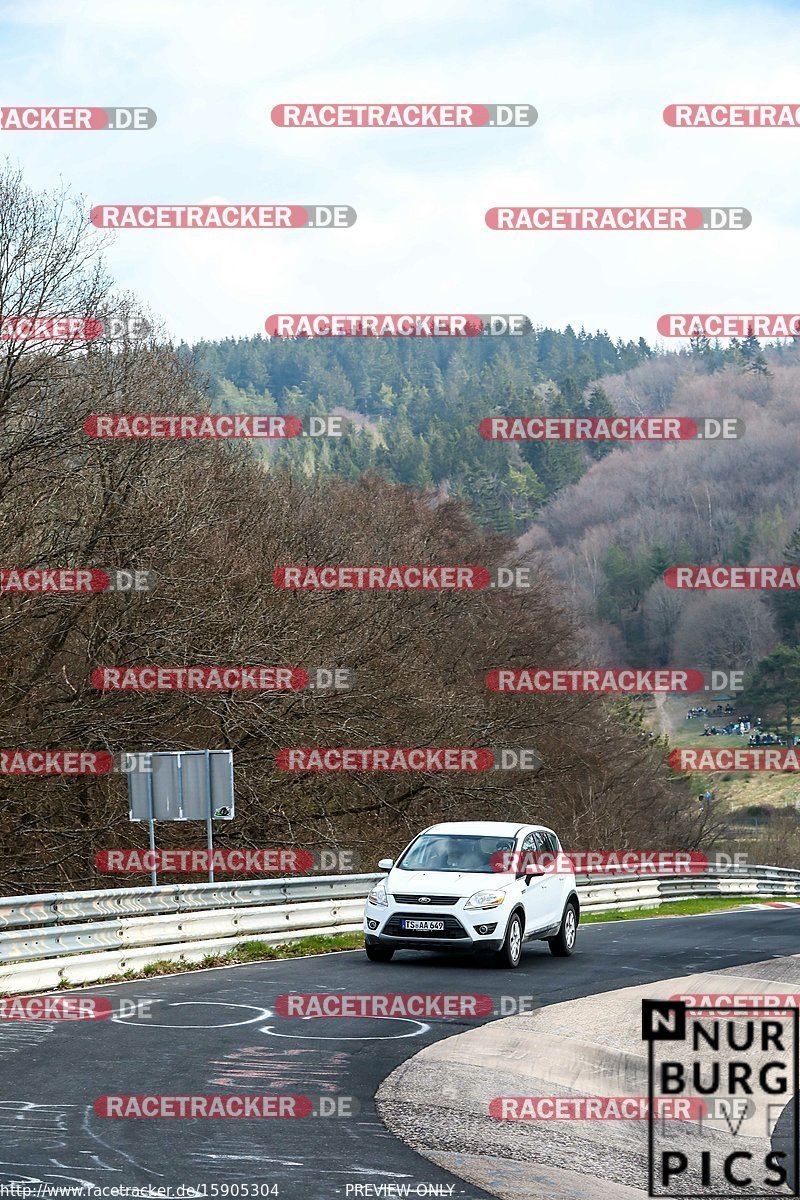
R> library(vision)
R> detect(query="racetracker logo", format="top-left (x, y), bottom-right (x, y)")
top-left (489, 850), bottom-right (708, 874)
top-left (665, 566), bottom-right (800, 589)
top-left (0, 107), bottom-right (155, 130)
top-left (0, 568), bottom-right (153, 593)
top-left (0, 315), bottom-right (152, 341)
top-left (489, 1096), bottom-right (706, 1120)
top-left (85, 414), bottom-right (302, 438)
top-left (668, 748), bottom-right (800, 771)
top-left (277, 748), bottom-right (494, 771)
top-left (485, 207), bottom-right (751, 230)
top-left (95, 1095), bottom-right (311, 1118)
top-left (95, 848), bottom-right (357, 873)
top-left (478, 416), bottom-right (742, 441)
top-left (0, 748), bottom-right (113, 777)
top-left (659, 314), bottom-right (800, 337)
top-left (486, 669), bottom-right (707, 693)
top-left (0, 750), bottom-right (113, 775)
top-left (664, 104), bottom-right (800, 127)
top-left (272, 565), bottom-right (532, 589)
top-left (276, 747), bottom-right (541, 771)
top-left (90, 205), bottom-right (355, 228)
top-left (1, 751), bottom-right (179, 776)
top-left (671, 994), bottom-right (800, 1017)
top-left (271, 103), bottom-right (537, 127)
top-left (265, 314), bottom-right (531, 337)
top-left (274, 994), bottom-right (494, 1018)
top-left (0, 996), bottom-right (113, 1019)
top-left (90, 667), bottom-right (311, 691)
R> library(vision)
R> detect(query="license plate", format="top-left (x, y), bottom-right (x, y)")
top-left (401, 918), bottom-right (445, 932)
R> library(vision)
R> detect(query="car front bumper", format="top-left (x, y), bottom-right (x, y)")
top-left (364, 905), bottom-right (503, 953)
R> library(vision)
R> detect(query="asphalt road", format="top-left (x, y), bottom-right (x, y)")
top-left (0, 909), bottom-right (797, 1198)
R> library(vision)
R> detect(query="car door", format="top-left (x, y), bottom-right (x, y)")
top-left (519, 830), bottom-right (558, 934)
top-left (540, 828), bottom-right (569, 923)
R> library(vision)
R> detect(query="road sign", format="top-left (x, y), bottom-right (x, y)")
top-left (126, 750), bottom-right (235, 884)
top-left (128, 750), bottom-right (234, 822)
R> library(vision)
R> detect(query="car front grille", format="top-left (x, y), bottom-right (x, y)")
top-left (391, 894), bottom-right (459, 905)
top-left (383, 912), bottom-right (468, 939)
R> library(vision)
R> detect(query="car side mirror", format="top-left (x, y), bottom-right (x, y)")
top-left (520, 861), bottom-right (545, 882)
top-left (377, 858), bottom-right (394, 871)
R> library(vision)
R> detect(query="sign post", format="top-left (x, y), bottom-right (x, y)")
top-left (146, 763), bottom-right (157, 887)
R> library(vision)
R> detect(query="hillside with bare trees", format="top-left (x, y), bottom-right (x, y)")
top-left (524, 351), bottom-right (800, 671)
top-left (0, 168), bottom-right (705, 893)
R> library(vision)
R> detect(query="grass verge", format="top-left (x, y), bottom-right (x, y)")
top-left (581, 895), bottom-right (796, 923)
top-left (45, 931), bottom-right (365, 990)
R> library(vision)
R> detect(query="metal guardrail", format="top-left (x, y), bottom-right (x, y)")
top-left (575, 863), bottom-right (800, 912)
top-left (0, 873), bottom-right (377, 931)
top-left (0, 865), bottom-right (797, 994)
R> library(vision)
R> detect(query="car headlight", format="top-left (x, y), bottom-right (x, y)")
top-left (367, 882), bottom-right (388, 907)
top-left (465, 889), bottom-right (506, 910)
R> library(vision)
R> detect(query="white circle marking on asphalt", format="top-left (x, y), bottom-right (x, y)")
top-left (112, 1001), bottom-right (273, 1028)
top-left (259, 1018), bottom-right (429, 1041)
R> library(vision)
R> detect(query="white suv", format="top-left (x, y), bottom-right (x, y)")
top-left (363, 820), bottom-right (579, 968)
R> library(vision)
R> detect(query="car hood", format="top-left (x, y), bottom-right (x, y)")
top-left (386, 869), bottom-right (513, 897)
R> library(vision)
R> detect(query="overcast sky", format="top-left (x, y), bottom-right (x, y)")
top-left (1, 0), bottom-right (798, 346)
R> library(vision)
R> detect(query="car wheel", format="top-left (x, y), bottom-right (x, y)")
top-left (548, 902), bottom-right (578, 957)
top-left (494, 912), bottom-right (524, 969)
top-left (365, 943), bottom-right (394, 962)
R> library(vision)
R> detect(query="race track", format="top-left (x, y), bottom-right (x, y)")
top-left (0, 908), bottom-right (797, 1198)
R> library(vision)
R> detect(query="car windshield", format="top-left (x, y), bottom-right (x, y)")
top-left (396, 833), bottom-right (517, 873)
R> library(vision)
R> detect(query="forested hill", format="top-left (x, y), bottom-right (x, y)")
top-left (185, 328), bottom-right (652, 533)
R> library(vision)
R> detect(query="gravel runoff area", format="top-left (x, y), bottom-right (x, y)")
top-left (377, 951), bottom-right (800, 1199)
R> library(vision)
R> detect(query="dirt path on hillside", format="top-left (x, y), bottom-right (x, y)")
top-left (652, 691), bottom-right (680, 738)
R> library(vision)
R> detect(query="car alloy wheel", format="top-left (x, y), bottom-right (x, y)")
top-left (508, 915), bottom-right (522, 963)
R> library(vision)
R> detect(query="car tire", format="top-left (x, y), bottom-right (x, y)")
top-left (494, 911), bottom-right (524, 969)
top-left (548, 902), bottom-right (578, 957)
top-left (365, 943), bottom-right (394, 962)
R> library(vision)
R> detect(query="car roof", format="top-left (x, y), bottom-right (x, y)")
top-left (421, 821), bottom-right (549, 836)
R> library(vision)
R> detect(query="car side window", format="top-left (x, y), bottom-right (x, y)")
top-left (543, 831), bottom-right (559, 854)
top-left (521, 831), bottom-right (539, 853)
